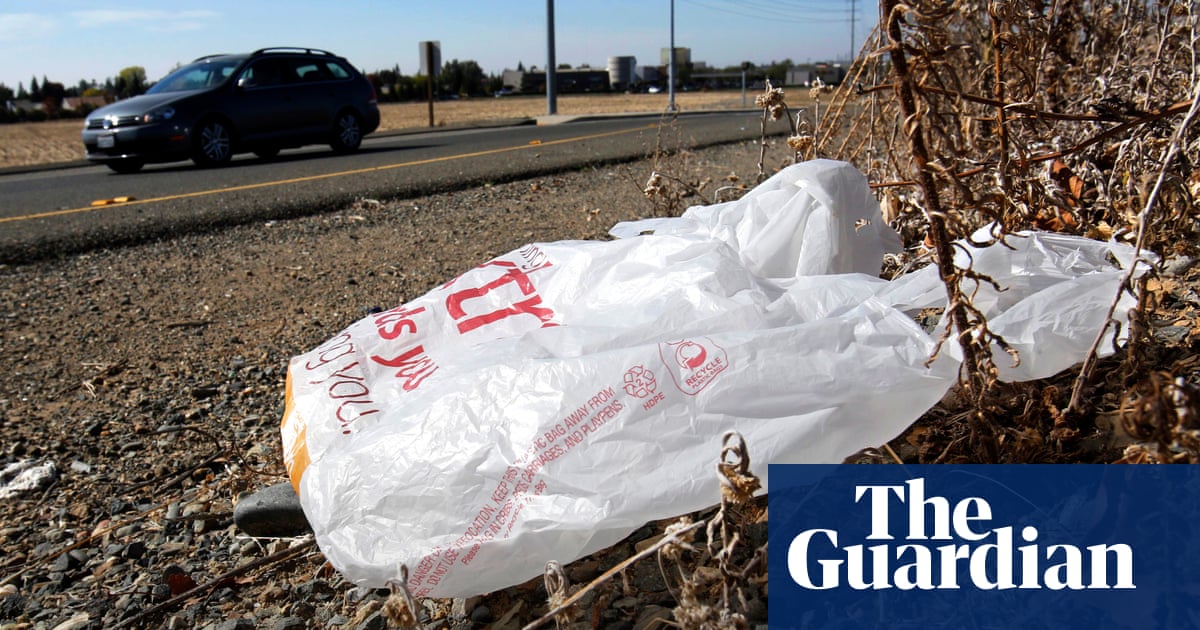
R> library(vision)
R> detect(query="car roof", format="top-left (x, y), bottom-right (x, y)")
top-left (191, 48), bottom-right (344, 64)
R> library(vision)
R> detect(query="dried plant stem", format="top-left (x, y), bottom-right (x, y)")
top-left (111, 538), bottom-right (316, 629)
top-left (990, 4), bottom-right (1012, 189)
top-left (883, 0), bottom-right (999, 458)
top-left (1067, 77), bottom-right (1200, 415)
top-left (882, 3), bottom-right (979, 367)
top-left (819, 25), bottom-right (880, 153)
top-left (519, 520), bottom-right (705, 630)
top-left (867, 98), bottom-right (1195, 190)
top-left (756, 107), bottom-right (770, 180)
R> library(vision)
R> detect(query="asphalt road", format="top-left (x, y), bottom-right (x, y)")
top-left (0, 111), bottom-right (777, 264)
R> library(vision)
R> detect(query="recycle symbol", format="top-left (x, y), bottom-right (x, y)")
top-left (622, 365), bottom-right (657, 398)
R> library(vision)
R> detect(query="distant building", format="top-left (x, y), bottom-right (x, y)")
top-left (501, 67), bottom-right (611, 94)
top-left (660, 47), bottom-right (691, 66)
top-left (786, 63), bottom-right (847, 86)
top-left (607, 56), bottom-right (637, 91)
top-left (62, 96), bottom-right (109, 111)
top-left (5, 99), bottom-right (42, 114)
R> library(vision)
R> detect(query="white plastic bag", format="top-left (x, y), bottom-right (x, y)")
top-left (281, 160), bottom-right (1139, 597)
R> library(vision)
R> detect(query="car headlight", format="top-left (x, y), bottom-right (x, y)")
top-left (140, 106), bottom-right (175, 124)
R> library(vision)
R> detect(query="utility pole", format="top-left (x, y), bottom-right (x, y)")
top-left (668, 0), bottom-right (676, 112)
top-left (849, 0), bottom-right (856, 65)
top-left (546, 0), bottom-right (557, 115)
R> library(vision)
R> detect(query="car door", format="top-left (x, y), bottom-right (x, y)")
top-left (289, 60), bottom-right (339, 135)
top-left (230, 57), bottom-right (315, 143)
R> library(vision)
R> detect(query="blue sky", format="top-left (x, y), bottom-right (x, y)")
top-left (0, 1), bottom-right (875, 91)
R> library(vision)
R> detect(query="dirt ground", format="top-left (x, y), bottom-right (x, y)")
top-left (0, 91), bottom-right (757, 169)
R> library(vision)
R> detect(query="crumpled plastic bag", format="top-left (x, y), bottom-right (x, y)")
top-left (280, 159), bottom-right (1141, 597)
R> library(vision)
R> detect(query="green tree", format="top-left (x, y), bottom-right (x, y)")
top-left (439, 59), bottom-right (486, 97)
top-left (29, 76), bottom-right (40, 101)
top-left (114, 66), bottom-right (148, 99)
top-left (486, 74), bottom-right (504, 93)
top-left (761, 59), bottom-right (794, 85)
top-left (392, 74), bottom-right (418, 101)
top-left (40, 80), bottom-right (65, 115)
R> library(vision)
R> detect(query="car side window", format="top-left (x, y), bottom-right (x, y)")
top-left (239, 58), bottom-right (295, 88)
top-left (323, 62), bottom-right (352, 80)
top-left (293, 62), bottom-right (329, 83)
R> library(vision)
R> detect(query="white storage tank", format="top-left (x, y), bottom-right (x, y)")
top-left (607, 56), bottom-right (637, 90)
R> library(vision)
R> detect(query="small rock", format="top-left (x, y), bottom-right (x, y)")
top-left (633, 606), bottom-right (673, 630)
top-left (123, 540), bottom-right (146, 560)
top-left (214, 620), bottom-right (255, 630)
top-left (118, 440), bottom-right (145, 453)
top-left (151, 583), bottom-right (171, 601)
top-left (274, 617), bottom-right (306, 630)
top-left (50, 611), bottom-right (90, 630)
top-left (355, 611), bottom-right (388, 630)
top-left (51, 551), bottom-right (81, 573)
top-left (1162, 255), bottom-right (1196, 277)
top-left (1155, 325), bottom-right (1190, 344)
top-left (233, 482), bottom-right (311, 537)
top-left (469, 605), bottom-right (492, 624)
top-left (451, 596), bottom-right (481, 618)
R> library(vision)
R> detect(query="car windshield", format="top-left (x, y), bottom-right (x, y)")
top-left (146, 58), bottom-right (243, 94)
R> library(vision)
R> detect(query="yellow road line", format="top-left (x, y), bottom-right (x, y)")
top-left (2, 124), bottom-right (656, 224)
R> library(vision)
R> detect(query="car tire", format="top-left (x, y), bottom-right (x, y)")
top-left (330, 110), bottom-right (363, 153)
top-left (192, 117), bottom-right (234, 167)
top-left (107, 159), bottom-right (144, 174)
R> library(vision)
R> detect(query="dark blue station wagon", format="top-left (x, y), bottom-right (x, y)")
top-left (82, 47), bottom-right (380, 173)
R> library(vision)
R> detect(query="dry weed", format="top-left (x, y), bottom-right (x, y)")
top-left (732, 0), bottom-right (1200, 462)
top-left (523, 433), bottom-right (766, 630)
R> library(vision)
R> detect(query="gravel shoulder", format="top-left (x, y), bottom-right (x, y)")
top-left (0, 139), bottom-right (775, 629)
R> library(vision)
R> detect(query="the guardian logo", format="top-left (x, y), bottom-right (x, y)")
top-left (787, 478), bottom-right (1135, 591)
top-left (768, 465), bottom-right (1196, 628)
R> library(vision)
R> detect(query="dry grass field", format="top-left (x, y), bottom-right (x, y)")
top-left (0, 90), bottom-right (758, 169)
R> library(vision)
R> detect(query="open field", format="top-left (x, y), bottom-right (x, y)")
top-left (0, 90), bottom-right (763, 169)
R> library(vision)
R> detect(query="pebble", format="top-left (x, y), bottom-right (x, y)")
top-left (213, 620), bottom-right (255, 630)
top-left (355, 611), bottom-right (388, 630)
top-left (233, 482), bottom-right (311, 537)
top-left (1163, 255), bottom-right (1196, 277)
top-left (49, 612), bottom-right (90, 630)
top-left (273, 617), bottom-right (306, 630)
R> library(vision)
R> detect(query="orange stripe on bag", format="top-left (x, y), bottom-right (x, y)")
top-left (280, 369), bottom-right (311, 493)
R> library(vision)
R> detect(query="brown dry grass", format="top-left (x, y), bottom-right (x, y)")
top-left (0, 91), bottom-right (754, 169)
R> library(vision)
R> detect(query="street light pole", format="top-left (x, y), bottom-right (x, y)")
top-left (849, 0), bottom-right (856, 65)
top-left (547, 0), bottom-right (557, 115)
top-left (668, 0), bottom-right (676, 113)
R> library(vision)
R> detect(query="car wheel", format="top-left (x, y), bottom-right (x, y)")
top-left (107, 159), bottom-right (144, 174)
top-left (193, 117), bottom-right (234, 167)
top-left (330, 110), bottom-right (362, 153)
top-left (254, 146), bottom-right (280, 159)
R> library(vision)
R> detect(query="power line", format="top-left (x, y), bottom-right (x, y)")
top-left (681, 0), bottom-right (854, 23)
